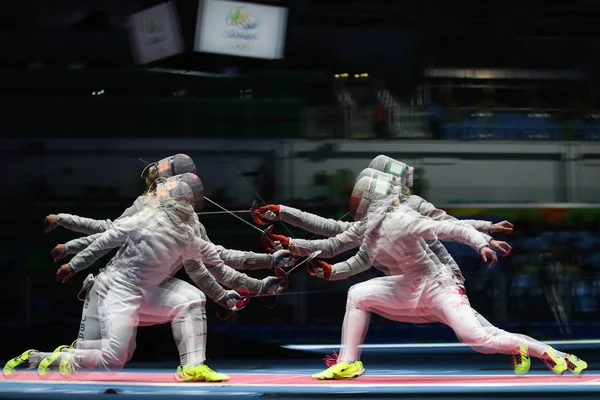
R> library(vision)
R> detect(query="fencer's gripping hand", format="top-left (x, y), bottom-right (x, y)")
top-left (259, 276), bottom-right (283, 296)
top-left (489, 240), bottom-right (512, 256)
top-left (270, 249), bottom-right (295, 269)
top-left (51, 244), bottom-right (68, 262)
top-left (216, 290), bottom-right (246, 311)
top-left (479, 246), bottom-right (498, 268)
top-left (252, 202), bottom-right (281, 225)
top-left (306, 259), bottom-right (333, 280)
top-left (262, 228), bottom-right (291, 252)
top-left (44, 214), bottom-right (59, 233)
top-left (490, 220), bottom-right (514, 234)
top-left (56, 264), bottom-right (75, 283)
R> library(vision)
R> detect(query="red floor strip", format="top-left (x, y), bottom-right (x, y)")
top-left (2, 371), bottom-right (599, 386)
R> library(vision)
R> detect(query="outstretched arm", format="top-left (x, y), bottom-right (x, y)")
top-left (195, 220), bottom-right (290, 270)
top-left (408, 195), bottom-right (494, 237)
top-left (392, 212), bottom-right (490, 253)
top-left (265, 222), bottom-right (366, 258)
top-left (55, 196), bottom-right (148, 235)
top-left (182, 257), bottom-right (248, 309)
top-left (67, 218), bottom-right (136, 273)
top-left (254, 204), bottom-right (352, 237)
top-left (310, 241), bottom-right (373, 281)
top-left (185, 238), bottom-right (264, 294)
top-left (408, 195), bottom-right (512, 255)
top-left (214, 246), bottom-right (292, 271)
top-left (64, 233), bottom-right (103, 254)
top-left (213, 246), bottom-right (269, 270)
top-left (55, 214), bottom-right (114, 236)
top-left (182, 259), bottom-right (229, 302)
top-left (279, 205), bottom-right (353, 237)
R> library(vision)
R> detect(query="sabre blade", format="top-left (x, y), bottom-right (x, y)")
top-left (210, 140), bottom-right (297, 239)
top-left (249, 287), bottom-right (347, 298)
top-left (286, 250), bottom-right (322, 275)
top-left (204, 197), bottom-right (264, 234)
top-left (197, 210), bottom-right (251, 216)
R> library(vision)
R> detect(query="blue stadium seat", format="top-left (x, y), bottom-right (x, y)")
top-left (580, 125), bottom-right (600, 141)
top-left (575, 232), bottom-right (600, 250)
top-left (439, 111), bottom-right (573, 141)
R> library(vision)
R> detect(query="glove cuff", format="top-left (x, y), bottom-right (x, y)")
top-left (268, 204), bottom-right (281, 214)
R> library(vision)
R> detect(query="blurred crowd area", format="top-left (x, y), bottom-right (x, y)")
top-left (3, 68), bottom-right (600, 141)
top-left (2, 200), bottom-right (600, 342)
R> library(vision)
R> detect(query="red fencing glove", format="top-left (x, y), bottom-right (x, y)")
top-left (306, 259), bottom-right (332, 280)
top-left (261, 225), bottom-right (291, 252)
top-left (252, 201), bottom-right (281, 225)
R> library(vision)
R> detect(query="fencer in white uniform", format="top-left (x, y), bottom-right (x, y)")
top-left (260, 170), bottom-right (584, 377)
top-left (272, 174), bottom-right (529, 378)
top-left (34, 155), bottom-right (291, 378)
top-left (52, 175), bottom-right (278, 380)
top-left (255, 156), bottom-right (585, 376)
top-left (6, 174), bottom-right (282, 382)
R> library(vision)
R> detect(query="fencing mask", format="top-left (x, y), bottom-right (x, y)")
top-left (368, 155), bottom-right (414, 189)
top-left (349, 172), bottom-right (400, 221)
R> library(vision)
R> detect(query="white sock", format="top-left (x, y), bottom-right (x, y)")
top-left (72, 348), bottom-right (102, 370)
top-left (74, 339), bottom-right (106, 350)
top-left (171, 307), bottom-right (207, 367)
top-left (28, 352), bottom-right (42, 367)
top-left (519, 335), bottom-right (567, 359)
top-left (338, 306), bottom-right (370, 363)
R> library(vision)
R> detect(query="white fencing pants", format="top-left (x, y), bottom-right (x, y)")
top-left (338, 276), bottom-right (524, 363)
top-left (70, 275), bottom-right (207, 371)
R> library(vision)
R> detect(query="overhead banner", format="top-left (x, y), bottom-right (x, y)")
top-left (195, 0), bottom-right (288, 59)
top-left (127, 1), bottom-right (184, 65)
